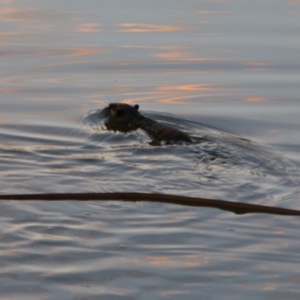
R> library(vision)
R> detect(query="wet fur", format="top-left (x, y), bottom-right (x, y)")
top-left (103, 103), bottom-right (192, 143)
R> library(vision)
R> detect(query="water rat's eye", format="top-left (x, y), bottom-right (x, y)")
top-left (116, 109), bottom-right (124, 117)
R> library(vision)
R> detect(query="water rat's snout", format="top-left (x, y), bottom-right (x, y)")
top-left (111, 108), bottom-right (122, 119)
top-left (108, 104), bottom-right (117, 115)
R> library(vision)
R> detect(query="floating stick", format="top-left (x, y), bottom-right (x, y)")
top-left (0, 192), bottom-right (299, 216)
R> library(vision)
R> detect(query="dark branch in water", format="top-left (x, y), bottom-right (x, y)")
top-left (0, 192), bottom-right (299, 216)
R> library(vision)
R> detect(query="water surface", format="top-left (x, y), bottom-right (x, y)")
top-left (1, 0), bottom-right (300, 299)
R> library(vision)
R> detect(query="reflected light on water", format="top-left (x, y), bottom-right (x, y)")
top-left (158, 84), bottom-right (215, 91)
top-left (244, 97), bottom-right (270, 103)
top-left (0, 7), bottom-right (68, 21)
top-left (53, 47), bottom-right (100, 58)
top-left (155, 51), bottom-right (192, 60)
top-left (155, 84), bottom-right (228, 104)
top-left (1, 1), bottom-right (300, 298)
top-left (197, 10), bottom-right (232, 14)
top-left (99, 83), bottom-right (230, 106)
top-left (161, 290), bottom-right (187, 297)
top-left (76, 23), bottom-right (101, 33)
top-left (121, 45), bottom-right (184, 50)
top-left (155, 84), bottom-right (220, 104)
top-left (146, 254), bottom-right (210, 268)
top-left (118, 23), bottom-right (183, 33)
top-left (263, 284), bottom-right (277, 291)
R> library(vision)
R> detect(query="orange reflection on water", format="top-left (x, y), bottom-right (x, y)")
top-left (282, 242), bottom-right (289, 248)
top-left (76, 23), bottom-right (101, 33)
top-left (247, 62), bottom-right (270, 67)
top-left (0, 7), bottom-right (67, 22)
top-left (54, 47), bottom-right (99, 58)
top-left (158, 96), bottom-right (196, 104)
top-left (244, 97), bottom-right (270, 103)
top-left (155, 83), bottom-right (225, 104)
top-left (197, 10), bottom-right (232, 14)
top-left (161, 290), bottom-right (187, 297)
top-left (155, 48), bottom-right (214, 61)
top-left (246, 61), bottom-right (271, 72)
top-left (146, 254), bottom-right (210, 268)
top-left (113, 82), bottom-right (226, 105)
top-left (0, 88), bottom-right (14, 95)
top-left (155, 51), bottom-right (191, 60)
top-left (274, 231), bottom-right (285, 235)
top-left (158, 84), bottom-right (214, 91)
top-left (257, 264), bottom-right (268, 270)
top-left (263, 284), bottom-right (277, 291)
top-left (118, 23), bottom-right (183, 33)
top-left (121, 45), bottom-right (183, 50)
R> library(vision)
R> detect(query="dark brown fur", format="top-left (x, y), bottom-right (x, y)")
top-left (103, 103), bottom-right (192, 143)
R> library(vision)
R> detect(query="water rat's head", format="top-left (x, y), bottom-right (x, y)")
top-left (104, 103), bottom-right (141, 132)
top-left (108, 103), bottom-right (141, 122)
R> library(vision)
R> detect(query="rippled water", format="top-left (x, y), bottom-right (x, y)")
top-left (1, 0), bottom-right (300, 299)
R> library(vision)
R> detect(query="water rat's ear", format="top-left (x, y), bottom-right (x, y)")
top-left (134, 104), bottom-right (139, 111)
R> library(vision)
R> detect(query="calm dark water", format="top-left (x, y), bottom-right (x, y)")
top-left (1, 0), bottom-right (300, 299)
